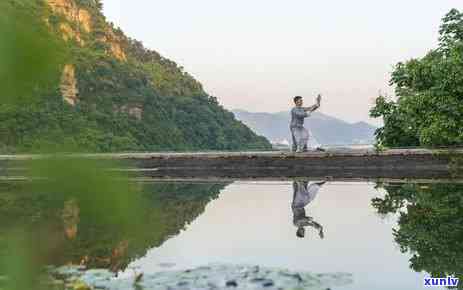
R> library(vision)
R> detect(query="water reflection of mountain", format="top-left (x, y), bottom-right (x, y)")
top-left (0, 182), bottom-right (228, 271)
top-left (372, 183), bottom-right (463, 289)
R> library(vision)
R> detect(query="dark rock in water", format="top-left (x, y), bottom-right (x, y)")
top-left (294, 273), bottom-right (303, 282)
top-left (226, 280), bottom-right (238, 287)
top-left (261, 279), bottom-right (274, 287)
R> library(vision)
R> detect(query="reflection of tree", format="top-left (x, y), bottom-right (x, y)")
top-left (372, 183), bottom-right (463, 288)
top-left (0, 182), bottom-right (227, 271)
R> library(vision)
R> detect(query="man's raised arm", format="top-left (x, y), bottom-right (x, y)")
top-left (304, 94), bottom-right (322, 112)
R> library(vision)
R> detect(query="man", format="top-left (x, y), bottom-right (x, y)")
top-left (292, 181), bottom-right (325, 239)
top-left (290, 95), bottom-right (322, 152)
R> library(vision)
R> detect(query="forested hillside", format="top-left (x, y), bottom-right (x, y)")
top-left (0, 0), bottom-right (271, 152)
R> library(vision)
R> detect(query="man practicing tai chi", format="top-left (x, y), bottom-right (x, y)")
top-left (290, 94), bottom-right (323, 152)
top-left (292, 181), bottom-right (325, 239)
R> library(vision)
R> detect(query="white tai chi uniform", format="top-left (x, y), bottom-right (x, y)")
top-left (292, 181), bottom-right (323, 233)
top-left (290, 107), bottom-right (311, 152)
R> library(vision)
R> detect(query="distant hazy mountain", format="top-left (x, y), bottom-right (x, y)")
top-left (233, 109), bottom-right (376, 146)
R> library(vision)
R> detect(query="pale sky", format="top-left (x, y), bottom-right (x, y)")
top-left (102, 1), bottom-right (462, 125)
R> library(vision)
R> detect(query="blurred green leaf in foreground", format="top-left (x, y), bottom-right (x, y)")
top-left (0, 1), bottom-right (144, 289)
top-left (1, 155), bottom-right (145, 290)
top-left (0, 0), bottom-right (66, 106)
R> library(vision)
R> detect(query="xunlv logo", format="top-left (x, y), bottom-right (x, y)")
top-left (424, 277), bottom-right (459, 287)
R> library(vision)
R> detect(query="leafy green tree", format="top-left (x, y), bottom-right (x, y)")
top-left (370, 9), bottom-right (463, 147)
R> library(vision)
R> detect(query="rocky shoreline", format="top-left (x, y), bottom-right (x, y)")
top-left (50, 264), bottom-right (353, 290)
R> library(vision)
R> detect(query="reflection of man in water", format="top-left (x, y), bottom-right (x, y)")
top-left (292, 181), bottom-right (325, 239)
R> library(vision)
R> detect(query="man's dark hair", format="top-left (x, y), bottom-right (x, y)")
top-left (293, 96), bottom-right (303, 103)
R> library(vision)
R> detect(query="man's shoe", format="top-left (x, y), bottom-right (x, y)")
top-left (315, 147), bottom-right (326, 152)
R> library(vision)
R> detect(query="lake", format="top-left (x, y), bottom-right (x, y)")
top-left (1, 179), bottom-right (461, 290)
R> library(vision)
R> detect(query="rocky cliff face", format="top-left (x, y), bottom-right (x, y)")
top-left (47, 0), bottom-right (91, 48)
top-left (59, 22), bottom-right (84, 45)
top-left (60, 64), bottom-right (79, 105)
top-left (47, 0), bottom-right (92, 32)
top-left (98, 28), bottom-right (127, 61)
top-left (46, 0), bottom-right (129, 104)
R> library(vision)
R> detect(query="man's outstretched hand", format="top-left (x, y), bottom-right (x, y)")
top-left (316, 94), bottom-right (322, 106)
top-left (303, 94), bottom-right (322, 112)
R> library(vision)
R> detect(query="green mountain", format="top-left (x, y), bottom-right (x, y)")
top-left (0, 0), bottom-right (271, 153)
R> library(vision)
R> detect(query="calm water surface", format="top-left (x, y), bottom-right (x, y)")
top-left (120, 181), bottom-right (456, 290)
top-left (2, 180), bottom-right (460, 289)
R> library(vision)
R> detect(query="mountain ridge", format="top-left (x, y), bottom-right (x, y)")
top-left (232, 109), bottom-right (376, 146)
